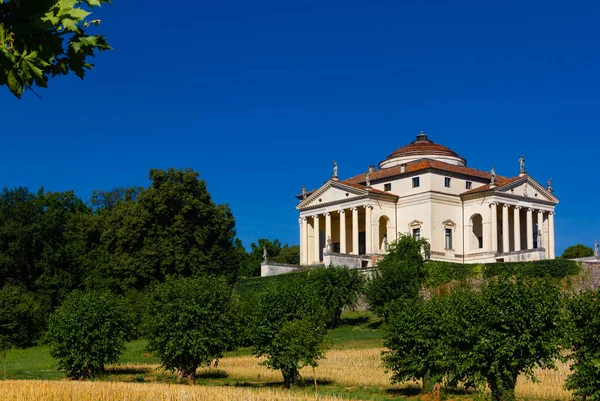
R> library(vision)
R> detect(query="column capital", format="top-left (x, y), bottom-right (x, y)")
top-left (339, 209), bottom-right (346, 214)
top-left (364, 205), bottom-right (373, 210)
top-left (326, 212), bottom-right (332, 217)
top-left (502, 203), bottom-right (509, 209)
top-left (352, 207), bottom-right (359, 212)
top-left (514, 205), bottom-right (521, 210)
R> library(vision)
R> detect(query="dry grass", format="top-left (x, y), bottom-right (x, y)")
top-left (2, 348), bottom-right (574, 400)
top-left (0, 380), bottom-right (350, 401)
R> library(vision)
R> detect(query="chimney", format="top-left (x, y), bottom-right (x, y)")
top-left (368, 165), bottom-right (375, 173)
top-left (400, 163), bottom-right (407, 173)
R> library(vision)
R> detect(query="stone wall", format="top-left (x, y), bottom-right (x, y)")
top-left (571, 257), bottom-right (600, 292)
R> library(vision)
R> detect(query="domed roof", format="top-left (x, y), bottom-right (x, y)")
top-left (379, 132), bottom-right (466, 169)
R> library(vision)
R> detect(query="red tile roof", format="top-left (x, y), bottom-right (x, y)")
top-left (345, 158), bottom-right (507, 184)
top-left (381, 133), bottom-right (465, 164)
top-left (461, 176), bottom-right (522, 196)
top-left (339, 181), bottom-right (399, 197)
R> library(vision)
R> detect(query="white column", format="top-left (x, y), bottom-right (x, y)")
top-left (549, 212), bottom-right (556, 259)
top-left (339, 210), bottom-right (346, 254)
top-left (491, 203), bottom-right (498, 253)
top-left (502, 204), bottom-right (510, 253)
top-left (537, 210), bottom-right (544, 249)
top-left (313, 214), bottom-right (320, 263)
top-left (365, 206), bottom-right (373, 254)
top-left (299, 217), bottom-right (305, 265)
top-left (513, 206), bottom-right (521, 252)
top-left (352, 207), bottom-right (359, 255)
top-left (325, 212), bottom-right (332, 252)
top-left (526, 208), bottom-right (533, 250)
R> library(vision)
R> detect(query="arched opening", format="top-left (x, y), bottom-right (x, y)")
top-left (378, 215), bottom-right (390, 251)
top-left (470, 214), bottom-right (483, 250)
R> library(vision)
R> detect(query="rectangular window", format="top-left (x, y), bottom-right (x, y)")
top-left (384, 183), bottom-right (391, 191)
top-left (412, 177), bottom-right (420, 188)
top-left (444, 177), bottom-right (451, 188)
top-left (445, 228), bottom-right (453, 249)
top-left (466, 181), bottom-right (472, 190)
top-left (412, 228), bottom-right (420, 240)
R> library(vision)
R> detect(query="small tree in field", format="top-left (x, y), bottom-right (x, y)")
top-left (442, 276), bottom-right (565, 401)
top-left (251, 277), bottom-right (328, 387)
top-left (307, 266), bottom-right (364, 328)
top-left (383, 296), bottom-right (446, 393)
top-left (565, 289), bottom-right (600, 400)
top-left (145, 276), bottom-right (238, 384)
top-left (365, 233), bottom-right (429, 320)
top-left (0, 285), bottom-right (40, 379)
top-left (46, 290), bottom-right (133, 379)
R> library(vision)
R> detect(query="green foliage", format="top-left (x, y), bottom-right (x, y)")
top-left (239, 238), bottom-right (300, 277)
top-left (145, 276), bottom-right (238, 384)
top-left (0, 284), bottom-right (41, 377)
top-left (307, 266), bottom-right (365, 327)
top-left (565, 290), bottom-right (600, 400)
top-left (365, 233), bottom-right (429, 319)
top-left (483, 259), bottom-right (580, 279)
top-left (99, 168), bottom-right (241, 290)
top-left (383, 297), bottom-right (446, 392)
top-left (45, 289), bottom-right (133, 379)
top-left (561, 244), bottom-right (594, 259)
top-left (0, 0), bottom-right (112, 98)
top-left (250, 277), bottom-right (328, 387)
top-left (423, 261), bottom-right (481, 287)
top-left (440, 276), bottom-right (565, 401)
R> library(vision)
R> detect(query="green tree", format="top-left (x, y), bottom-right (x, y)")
top-left (240, 238), bottom-right (299, 277)
top-left (441, 276), bottom-right (565, 401)
top-left (101, 168), bottom-right (241, 290)
top-left (46, 289), bottom-right (133, 379)
top-left (561, 244), bottom-right (594, 259)
top-left (0, 0), bottom-right (111, 98)
top-left (0, 284), bottom-right (41, 378)
top-left (250, 277), bottom-right (328, 387)
top-left (145, 276), bottom-right (238, 384)
top-left (364, 233), bottom-right (429, 319)
top-left (307, 266), bottom-right (364, 328)
top-left (565, 289), bottom-right (600, 400)
top-left (382, 296), bottom-right (445, 393)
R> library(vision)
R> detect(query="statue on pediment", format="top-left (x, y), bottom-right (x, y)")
top-left (332, 161), bottom-right (338, 178)
top-left (595, 239), bottom-right (599, 257)
top-left (547, 179), bottom-right (553, 193)
top-left (263, 246), bottom-right (268, 263)
top-left (302, 186), bottom-right (307, 199)
top-left (519, 155), bottom-right (526, 173)
top-left (490, 166), bottom-right (496, 186)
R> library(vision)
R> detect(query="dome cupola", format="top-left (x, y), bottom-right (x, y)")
top-left (378, 132), bottom-right (466, 169)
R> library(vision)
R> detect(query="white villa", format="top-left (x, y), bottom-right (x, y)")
top-left (296, 133), bottom-right (558, 268)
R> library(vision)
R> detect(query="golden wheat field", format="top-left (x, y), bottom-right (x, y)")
top-left (0, 347), bottom-right (574, 400)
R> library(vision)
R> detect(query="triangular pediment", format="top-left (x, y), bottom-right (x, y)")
top-left (296, 181), bottom-right (365, 210)
top-left (498, 176), bottom-right (559, 203)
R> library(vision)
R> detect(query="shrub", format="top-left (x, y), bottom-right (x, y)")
top-left (46, 290), bottom-right (133, 379)
top-left (250, 278), bottom-right (328, 387)
top-left (145, 276), bottom-right (238, 384)
top-left (442, 276), bottom-right (565, 401)
top-left (307, 266), bottom-right (364, 327)
top-left (365, 233), bottom-right (428, 319)
top-left (423, 261), bottom-right (480, 287)
top-left (565, 289), bottom-right (600, 400)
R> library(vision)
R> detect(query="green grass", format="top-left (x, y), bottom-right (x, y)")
top-left (2, 310), bottom-right (384, 382)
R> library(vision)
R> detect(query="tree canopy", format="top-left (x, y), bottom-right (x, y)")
top-left (0, 0), bottom-right (111, 98)
top-left (146, 276), bottom-right (238, 384)
top-left (561, 244), bottom-right (594, 259)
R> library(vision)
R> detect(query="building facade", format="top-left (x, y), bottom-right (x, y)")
top-left (296, 133), bottom-right (559, 267)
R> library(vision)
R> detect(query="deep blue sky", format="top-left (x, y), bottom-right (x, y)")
top-left (2, 1), bottom-right (599, 255)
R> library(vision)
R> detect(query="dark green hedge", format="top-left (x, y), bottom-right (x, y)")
top-left (483, 259), bottom-right (581, 279)
top-left (423, 261), bottom-right (481, 287)
top-left (234, 270), bottom-right (309, 296)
